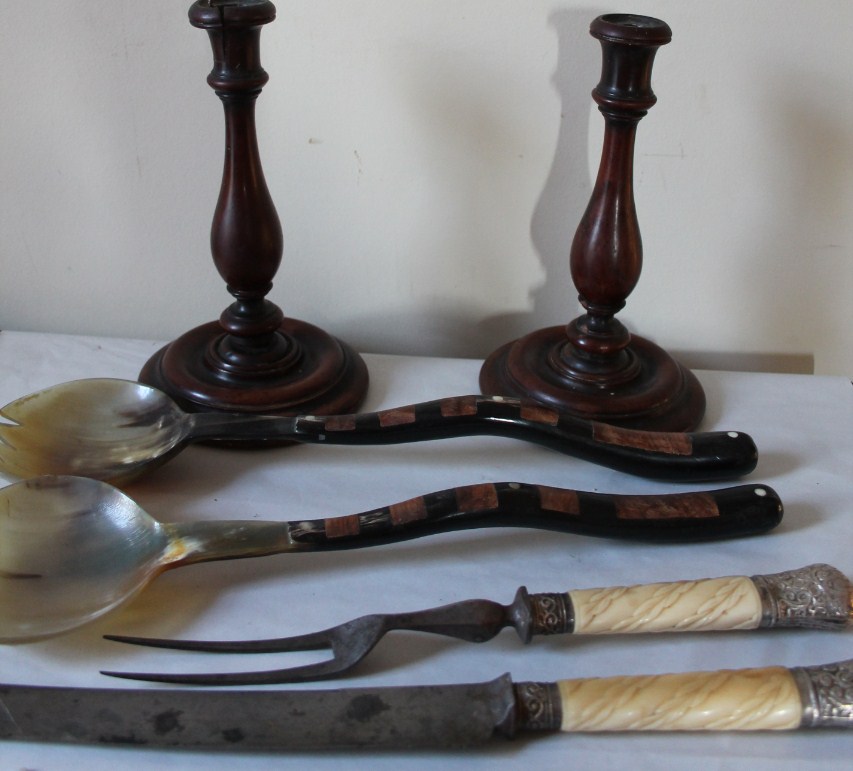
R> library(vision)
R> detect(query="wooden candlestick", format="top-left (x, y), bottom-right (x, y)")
top-left (140, 0), bottom-right (368, 419)
top-left (480, 14), bottom-right (705, 431)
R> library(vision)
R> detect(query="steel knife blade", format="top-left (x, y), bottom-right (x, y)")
top-left (2, 658), bottom-right (852, 751)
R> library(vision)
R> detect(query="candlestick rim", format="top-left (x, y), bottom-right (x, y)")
top-left (591, 14), bottom-right (672, 46)
top-left (190, 0), bottom-right (277, 29)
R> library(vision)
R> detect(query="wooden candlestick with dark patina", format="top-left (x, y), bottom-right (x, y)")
top-left (140, 0), bottom-right (368, 420)
top-left (480, 14), bottom-right (705, 431)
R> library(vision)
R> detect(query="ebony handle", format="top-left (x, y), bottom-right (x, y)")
top-left (285, 482), bottom-right (782, 550)
top-left (193, 395), bottom-right (758, 481)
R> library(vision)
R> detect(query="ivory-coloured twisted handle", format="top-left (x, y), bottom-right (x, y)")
top-left (512, 658), bottom-right (853, 734)
top-left (557, 665), bottom-right (803, 731)
top-left (569, 575), bottom-right (763, 634)
top-left (529, 563), bottom-right (853, 638)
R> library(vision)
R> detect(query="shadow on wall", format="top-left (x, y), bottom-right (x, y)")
top-left (474, 6), bottom-right (602, 352)
top-left (331, 7), bottom-right (602, 362)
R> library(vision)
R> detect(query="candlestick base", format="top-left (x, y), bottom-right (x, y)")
top-left (141, 2), bottom-right (369, 427)
top-left (140, 317), bottom-right (368, 420)
top-left (479, 326), bottom-right (705, 431)
top-left (480, 14), bottom-right (706, 432)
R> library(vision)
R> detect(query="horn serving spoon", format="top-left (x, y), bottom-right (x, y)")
top-left (0, 475), bottom-right (780, 641)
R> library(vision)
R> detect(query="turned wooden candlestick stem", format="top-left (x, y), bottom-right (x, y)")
top-left (204, 0), bottom-right (286, 369)
top-left (480, 14), bottom-right (705, 431)
top-left (566, 14), bottom-right (661, 377)
top-left (139, 0), bottom-right (367, 420)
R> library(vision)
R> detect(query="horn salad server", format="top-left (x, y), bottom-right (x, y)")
top-left (0, 476), bottom-right (781, 642)
top-left (0, 378), bottom-right (758, 483)
top-left (102, 564), bottom-right (851, 685)
top-left (2, 658), bottom-right (852, 749)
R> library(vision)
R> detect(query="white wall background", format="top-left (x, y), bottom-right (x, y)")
top-left (1, 1), bottom-right (851, 376)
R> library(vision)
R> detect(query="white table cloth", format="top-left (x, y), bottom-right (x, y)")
top-left (1, 329), bottom-right (851, 769)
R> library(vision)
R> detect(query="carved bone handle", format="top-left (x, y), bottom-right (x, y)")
top-left (527, 563), bottom-right (853, 637)
top-left (551, 658), bottom-right (853, 732)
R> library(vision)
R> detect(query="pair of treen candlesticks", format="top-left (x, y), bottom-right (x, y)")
top-left (142, 3), bottom-right (700, 433)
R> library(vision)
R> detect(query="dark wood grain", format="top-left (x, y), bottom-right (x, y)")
top-left (139, 1), bottom-right (367, 423)
top-left (480, 14), bottom-right (705, 431)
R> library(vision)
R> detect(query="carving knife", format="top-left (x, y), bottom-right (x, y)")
top-left (1, 658), bottom-right (851, 750)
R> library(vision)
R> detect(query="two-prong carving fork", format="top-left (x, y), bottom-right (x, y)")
top-left (103, 563), bottom-right (853, 685)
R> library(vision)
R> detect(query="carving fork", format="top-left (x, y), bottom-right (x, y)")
top-left (102, 564), bottom-right (853, 685)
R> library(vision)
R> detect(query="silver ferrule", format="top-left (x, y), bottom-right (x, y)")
top-left (793, 659), bottom-right (853, 728)
top-left (529, 592), bottom-right (574, 637)
top-left (752, 564), bottom-right (853, 630)
top-left (513, 681), bottom-right (563, 733)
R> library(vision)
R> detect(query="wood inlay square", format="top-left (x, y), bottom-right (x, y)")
top-left (389, 497), bottom-right (429, 525)
top-left (378, 406), bottom-right (417, 427)
top-left (593, 423), bottom-right (692, 455)
top-left (324, 414), bottom-right (357, 431)
top-left (538, 485), bottom-right (581, 515)
top-left (324, 514), bottom-right (361, 538)
top-left (616, 493), bottom-right (718, 520)
top-left (520, 404), bottom-right (560, 426)
top-left (439, 396), bottom-right (479, 417)
top-left (455, 484), bottom-right (499, 511)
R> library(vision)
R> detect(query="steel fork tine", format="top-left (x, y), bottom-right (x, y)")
top-left (102, 597), bottom-right (510, 685)
top-left (102, 616), bottom-right (390, 685)
top-left (100, 658), bottom-right (352, 686)
top-left (103, 628), bottom-right (339, 655)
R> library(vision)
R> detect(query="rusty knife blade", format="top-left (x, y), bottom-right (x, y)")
top-left (0, 675), bottom-right (520, 750)
top-left (3, 659), bottom-right (853, 750)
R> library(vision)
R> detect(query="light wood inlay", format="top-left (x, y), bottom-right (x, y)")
top-left (592, 422), bottom-right (693, 455)
top-left (570, 576), bottom-right (763, 634)
top-left (455, 484), bottom-right (499, 512)
top-left (616, 493), bottom-right (718, 520)
top-left (439, 396), bottom-right (479, 417)
top-left (558, 666), bottom-right (802, 732)
top-left (519, 404), bottom-right (560, 426)
top-left (377, 406), bottom-right (417, 427)
top-left (324, 414), bottom-right (357, 431)
top-left (389, 498), bottom-right (429, 526)
top-left (323, 514), bottom-right (360, 539)
top-left (538, 485), bottom-right (581, 515)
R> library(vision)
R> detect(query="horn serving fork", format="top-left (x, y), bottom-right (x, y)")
top-left (0, 378), bottom-right (758, 483)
